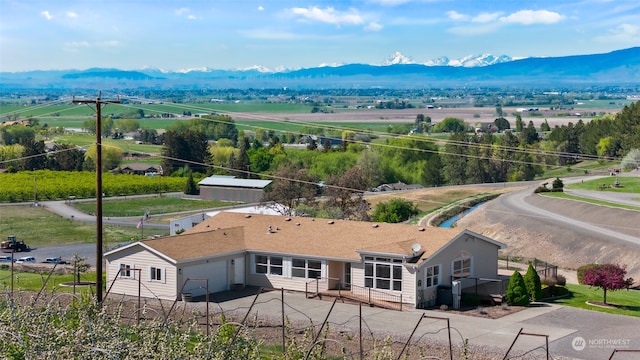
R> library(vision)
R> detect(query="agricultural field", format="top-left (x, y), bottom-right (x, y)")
top-left (0, 205), bottom-right (147, 247)
top-left (73, 197), bottom-right (239, 217)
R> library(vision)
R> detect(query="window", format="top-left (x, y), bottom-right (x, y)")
top-left (149, 266), bottom-right (164, 282)
top-left (452, 251), bottom-right (472, 278)
top-left (364, 257), bottom-right (402, 291)
top-left (425, 265), bottom-right (440, 287)
top-left (253, 255), bottom-right (283, 276)
top-left (255, 255), bottom-right (268, 274)
top-left (292, 258), bottom-right (322, 279)
top-left (119, 264), bottom-right (134, 279)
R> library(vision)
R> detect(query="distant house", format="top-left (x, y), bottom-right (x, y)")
top-left (113, 163), bottom-right (162, 175)
top-left (374, 182), bottom-right (423, 192)
top-left (198, 175), bottom-right (272, 203)
top-left (104, 212), bottom-right (506, 308)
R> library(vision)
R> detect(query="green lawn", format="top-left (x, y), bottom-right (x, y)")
top-left (565, 175), bottom-right (640, 193)
top-left (0, 268), bottom-right (98, 294)
top-left (0, 206), bottom-right (157, 247)
top-left (545, 283), bottom-right (640, 317)
top-left (72, 197), bottom-right (240, 217)
top-left (540, 192), bottom-right (640, 211)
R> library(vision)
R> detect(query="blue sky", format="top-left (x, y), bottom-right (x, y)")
top-left (1, 0), bottom-right (639, 72)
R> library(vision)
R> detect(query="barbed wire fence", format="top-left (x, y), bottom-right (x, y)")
top-left (4, 285), bottom-right (619, 360)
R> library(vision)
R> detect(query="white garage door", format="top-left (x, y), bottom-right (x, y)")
top-left (182, 260), bottom-right (228, 296)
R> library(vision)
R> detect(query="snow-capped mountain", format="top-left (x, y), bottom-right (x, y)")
top-left (385, 52), bottom-right (414, 65)
top-left (2, 47), bottom-right (638, 89)
top-left (387, 52), bottom-right (513, 67)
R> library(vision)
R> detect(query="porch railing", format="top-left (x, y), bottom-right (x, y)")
top-left (349, 284), bottom-right (403, 311)
top-left (305, 277), bottom-right (341, 298)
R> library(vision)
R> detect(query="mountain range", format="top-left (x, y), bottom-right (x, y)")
top-left (1, 47), bottom-right (639, 90)
top-left (384, 52), bottom-right (513, 67)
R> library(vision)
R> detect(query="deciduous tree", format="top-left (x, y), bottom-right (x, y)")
top-left (372, 198), bottom-right (419, 223)
top-left (261, 164), bottom-right (319, 216)
top-left (583, 263), bottom-right (634, 304)
top-left (323, 167), bottom-right (370, 220)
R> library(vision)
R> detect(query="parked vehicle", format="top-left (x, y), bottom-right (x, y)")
top-left (15, 256), bottom-right (36, 264)
top-left (0, 255), bottom-right (13, 262)
top-left (44, 257), bottom-right (68, 264)
top-left (1, 235), bottom-right (30, 253)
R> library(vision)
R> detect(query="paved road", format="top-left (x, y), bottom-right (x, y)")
top-left (498, 183), bottom-right (640, 246)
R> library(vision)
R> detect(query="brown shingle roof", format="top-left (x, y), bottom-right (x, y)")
top-left (141, 226), bottom-right (246, 261)
top-left (178, 212), bottom-right (464, 261)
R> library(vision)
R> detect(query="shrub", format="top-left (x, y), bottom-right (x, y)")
top-left (505, 271), bottom-right (530, 306)
top-left (552, 177), bottom-right (564, 191)
top-left (577, 264), bottom-right (602, 284)
top-left (524, 264), bottom-right (543, 301)
top-left (556, 274), bottom-right (567, 286)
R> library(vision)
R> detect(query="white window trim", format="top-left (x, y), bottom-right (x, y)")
top-left (291, 258), bottom-right (325, 280)
top-left (364, 256), bottom-right (403, 292)
top-left (451, 252), bottom-right (473, 279)
top-left (252, 254), bottom-right (284, 276)
top-left (425, 264), bottom-right (441, 288)
top-left (118, 263), bottom-right (135, 279)
top-left (148, 266), bottom-right (166, 284)
top-left (252, 254), bottom-right (326, 280)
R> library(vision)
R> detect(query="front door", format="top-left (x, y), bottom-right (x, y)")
top-left (343, 262), bottom-right (351, 289)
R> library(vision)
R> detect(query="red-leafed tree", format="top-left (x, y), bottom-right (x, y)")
top-left (583, 264), bottom-right (634, 304)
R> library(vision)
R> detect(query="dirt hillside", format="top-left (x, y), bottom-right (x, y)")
top-left (456, 193), bottom-right (640, 282)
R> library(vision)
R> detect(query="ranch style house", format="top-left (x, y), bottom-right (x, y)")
top-left (104, 212), bottom-right (506, 309)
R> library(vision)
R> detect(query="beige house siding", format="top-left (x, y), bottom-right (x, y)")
top-left (351, 263), bottom-right (365, 288)
top-left (426, 234), bottom-right (500, 286)
top-left (245, 253), bottom-right (329, 292)
top-left (401, 266), bottom-right (416, 305)
top-left (106, 246), bottom-right (177, 301)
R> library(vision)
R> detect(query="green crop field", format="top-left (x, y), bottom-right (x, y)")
top-left (73, 197), bottom-right (239, 217)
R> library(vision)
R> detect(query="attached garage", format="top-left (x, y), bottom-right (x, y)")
top-left (105, 227), bottom-right (247, 301)
top-left (180, 259), bottom-right (229, 297)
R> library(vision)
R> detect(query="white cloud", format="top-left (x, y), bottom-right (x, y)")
top-left (365, 22), bottom-right (383, 31)
top-left (66, 12), bottom-right (77, 19)
top-left (500, 10), bottom-right (564, 25)
top-left (472, 12), bottom-right (501, 23)
top-left (594, 23), bottom-right (640, 43)
top-left (446, 10), bottom-right (468, 21)
top-left (175, 8), bottom-right (189, 16)
top-left (258, 6), bottom-right (264, 11)
top-left (40, 10), bottom-right (53, 20)
top-left (290, 6), bottom-right (364, 26)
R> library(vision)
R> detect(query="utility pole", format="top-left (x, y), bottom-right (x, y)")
top-left (72, 93), bottom-right (120, 304)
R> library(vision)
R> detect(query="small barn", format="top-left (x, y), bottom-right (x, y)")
top-left (198, 176), bottom-right (272, 203)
